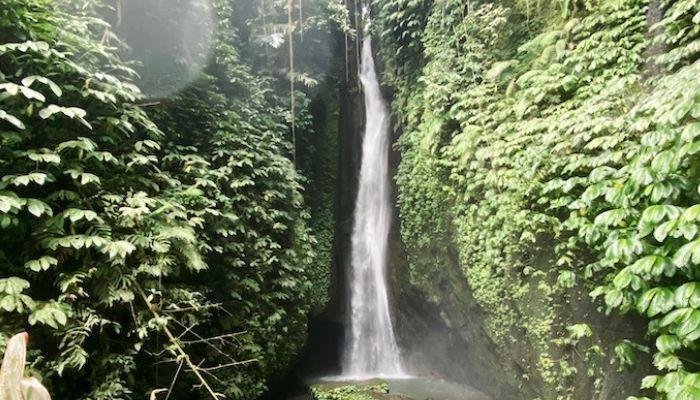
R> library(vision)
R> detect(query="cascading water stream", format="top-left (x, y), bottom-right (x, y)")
top-left (312, 27), bottom-right (489, 400)
top-left (342, 34), bottom-right (405, 379)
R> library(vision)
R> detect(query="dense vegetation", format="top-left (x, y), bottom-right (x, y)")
top-left (0, 0), bottom-right (346, 398)
top-left (375, 0), bottom-right (699, 398)
top-left (2, 0), bottom-right (698, 399)
top-left (310, 379), bottom-right (390, 400)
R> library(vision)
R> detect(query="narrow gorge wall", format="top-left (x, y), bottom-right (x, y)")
top-left (373, 0), bottom-right (700, 399)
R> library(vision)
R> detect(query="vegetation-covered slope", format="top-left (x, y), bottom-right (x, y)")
top-left (374, 0), bottom-right (699, 398)
top-left (0, 0), bottom-right (344, 398)
top-left (3, 0), bottom-right (698, 399)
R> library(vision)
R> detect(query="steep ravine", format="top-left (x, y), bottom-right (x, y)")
top-left (279, 32), bottom-right (531, 399)
top-left (271, 8), bottom-right (662, 400)
top-left (325, 22), bottom-right (653, 400)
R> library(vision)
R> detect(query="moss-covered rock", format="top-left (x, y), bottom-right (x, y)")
top-left (310, 379), bottom-right (393, 400)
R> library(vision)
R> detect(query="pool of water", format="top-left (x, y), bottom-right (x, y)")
top-left (386, 377), bottom-right (491, 400)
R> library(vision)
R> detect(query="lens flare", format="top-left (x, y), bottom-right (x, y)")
top-left (118, 0), bottom-right (215, 99)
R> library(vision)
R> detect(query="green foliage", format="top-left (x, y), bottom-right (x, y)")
top-left (310, 380), bottom-right (390, 400)
top-left (0, 0), bottom-right (337, 399)
top-left (377, 0), bottom-right (700, 397)
top-left (296, 88), bottom-right (341, 310)
top-left (230, 0), bottom-right (346, 313)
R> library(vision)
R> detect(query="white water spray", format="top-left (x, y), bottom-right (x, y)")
top-left (343, 35), bottom-right (404, 378)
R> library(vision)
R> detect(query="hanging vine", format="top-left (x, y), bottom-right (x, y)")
top-left (287, 0), bottom-right (297, 165)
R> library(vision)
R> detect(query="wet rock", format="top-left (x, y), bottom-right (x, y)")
top-left (366, 393), bottom-right (415, 400)
top-left (310, 379), bottom-right (390, 400)
top-left (312, 378), bottom-right (388, 391)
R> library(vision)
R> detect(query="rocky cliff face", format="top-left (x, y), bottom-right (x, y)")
top-left (387, 220), bottom-right (652, 400)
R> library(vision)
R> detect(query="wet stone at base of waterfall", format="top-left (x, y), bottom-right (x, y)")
top-left (307, 376), bottom-right (492, 400)
top-left (311, 378), bottom-right (388, 393)
top-left (310, 379), bottom-right (413, 400)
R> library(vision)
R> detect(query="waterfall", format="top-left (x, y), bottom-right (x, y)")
top-left (343, 35), bottom-right (404, 378)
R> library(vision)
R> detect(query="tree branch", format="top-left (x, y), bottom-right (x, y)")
top-left (135, 282), bottom-right (223, 400)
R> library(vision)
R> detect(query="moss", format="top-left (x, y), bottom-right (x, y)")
top-left (310, 379), bottom-right (390, 400)
top-left (298, 78), bottom-right (343, 312)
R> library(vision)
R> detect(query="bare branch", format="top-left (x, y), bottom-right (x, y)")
top-left (179, 332), bottom-right (247, 345)
top-left (161, 303), bottom-right (224, 314)
top-left (149, 389), bottom-right (167, 400)
top-left (164, 360), bottom-right (184, 400)
top-left (135, 282), bottom-right (223, 400)
top-left (169, 319), bottom-right (240, 364)
top-left (188, 360), bottom-right (258, 373)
